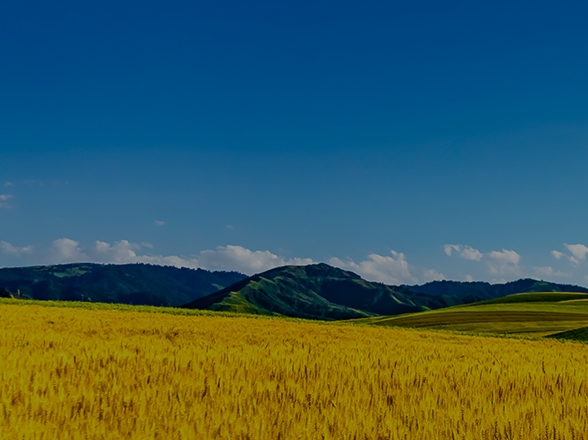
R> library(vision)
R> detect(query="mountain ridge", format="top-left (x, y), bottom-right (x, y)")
top-left (0, 263), bottom-right (245, 307)
top-left (2, 262), bottom-right (586, 318)
top-left (407, 278), bottom-right (588, 301)
top-left (184, 263), bottom-right (588, 320)
top-left (184, 263), bottom-right (470, 320)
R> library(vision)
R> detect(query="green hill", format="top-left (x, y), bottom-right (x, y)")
top-left (183, 263), bottom-right (469, 320)
top-left (362, 291), bottom-right (588, 337)
top-left (0, 263), bottom-right (245, 307)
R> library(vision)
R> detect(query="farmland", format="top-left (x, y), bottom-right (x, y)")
top-left (2, 298), bottom-right (588, 439)
top-left (361, 292), bottom-right (588, 337)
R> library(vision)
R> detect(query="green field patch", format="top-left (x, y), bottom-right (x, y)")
top-left (547, 326), bottom-right (588, 342)
top-left (52, 267), bottom-right (89, 278)
top-left (373, 311), bottom-right (588, 328)
top-left (426, 300), bottom-right (588, 316)
top-left (471, 291), bottom-right (588, 305)
top-left (364, 294), bottom-right (588, 337)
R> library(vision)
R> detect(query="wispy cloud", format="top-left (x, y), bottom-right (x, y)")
top-left (551, 244), bottom-right (588, 265)
top-left (533, 266), bottom-right (570, 279)
top-left (0, 241), bottom-right (33, 256)
top-left (329, 251), bottom-right (420, 285)
top-left (0, 194), bottom-right (13, 208)
top-left (551, 250), bottom-right (565, 260)
top-left (565, 243), bottom-right (588, 265)
top-left (443, 244), bottom-right (461, 256)
top-left (4, 182), bottom-right (13, 188)
top-left (443, 244), bottom-right (483, 261)
top-left (154, 220), bottom-right (165, 227)
top-left (444, 244), bottom-right (522, 281)
top-left (422, 268), bottom-right (446, 282)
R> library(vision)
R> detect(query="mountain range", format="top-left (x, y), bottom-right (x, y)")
top-left (407, 278), bottom-right (588, 301)
top-left (1, 262), bottom-right (586, 319)
top-left (182, 263), bottom-right (588, 320)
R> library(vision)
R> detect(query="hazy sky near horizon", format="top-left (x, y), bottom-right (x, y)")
top-left (2, 1), bottom-right (588, 285)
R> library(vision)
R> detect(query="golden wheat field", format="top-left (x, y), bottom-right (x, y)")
top-left (2, 302), bottom-right (588, 439)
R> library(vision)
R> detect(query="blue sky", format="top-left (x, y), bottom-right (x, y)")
top-left (1, 1), bottom-right (588, 285)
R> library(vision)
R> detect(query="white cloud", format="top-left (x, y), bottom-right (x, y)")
top-left (25, 240), bottom-right (313, 275)
top-left (198, 245), bottom-right (314, 274)
top-left (0, 239), bottom-right (443, 283)
top-left (93, 240), bottom-right (139, 263)
top-left (4, 182), bottom-right (13, 188)
top-left (329, 250), bottom-right (417, 285)
top-left (50, 238), bottom-right (87, 263)
top-left (461, 246), bottom-right (483, 261)
top-left (445, 244), bottom-right (523, 280)
top-left (551, 250), bottom-right (565, 260)
top-left (444, 244), bottom-right (461, 256)
top-left (533, 266), bottom-right (570, 279)
top-left (0, 241), bottom-right (33, 256)
top-left (444, 244), bottom-right (483, 261)
top-left (486, 249), bottom-right (521, 278)
top-left (11, 237), bottom-right (587, 286)
top-left (565, 244), bottom-right (588, 265)
top-left (84, 240), bottom-right (199, 268)
top-left (487, 249), bottom-right (520, 265)
top-left (154, 220), bottom-right (165, 227)
top-left (421, 269), bottom-right (446, 282)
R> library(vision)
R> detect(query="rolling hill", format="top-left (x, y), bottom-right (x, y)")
top-left (182, 263), bottom-right (471, 320)
top-left (0, 263), bottom-right (245, 307)
top-left (360, 291), bottom-right (588, 337)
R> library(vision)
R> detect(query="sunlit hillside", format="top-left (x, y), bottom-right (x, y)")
top-left (2, 299), bottom-right (588, 439)
top-left (360, 292), bottom-right (588, 337)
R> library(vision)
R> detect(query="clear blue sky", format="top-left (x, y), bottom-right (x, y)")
top-left (2, 0), bottom-right (588, 285)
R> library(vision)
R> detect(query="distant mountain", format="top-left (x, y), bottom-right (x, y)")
top-left (407, 279), bottom-right (588, 302)
top-left (0, 263), bottom-right (246, 306)
top-left (182, 263), bottom-right (467, 320)
top-left (5, 262), bottom-right (585, 319)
